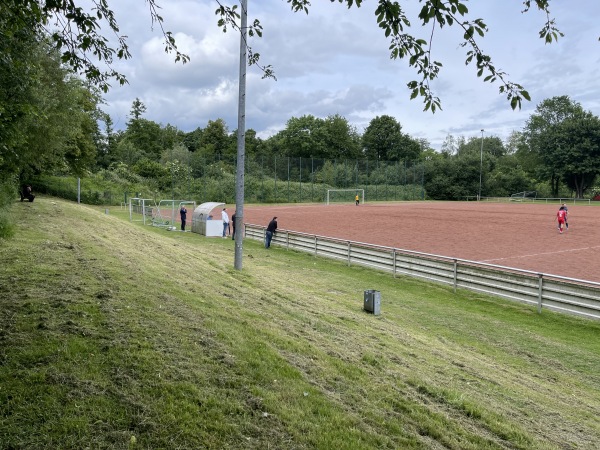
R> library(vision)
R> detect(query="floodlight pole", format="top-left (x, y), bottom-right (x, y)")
top-left (478, 129), bottom-right (484, 201)
top-left (234, 0), bottom-right (248, 270)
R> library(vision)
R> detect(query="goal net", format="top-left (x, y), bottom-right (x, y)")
top-left (326, 189), bottom-right (365, 205)
top-left (152, 200), bottom-right (196, 229)
top-left (129, 198), bottom-right (154, 224)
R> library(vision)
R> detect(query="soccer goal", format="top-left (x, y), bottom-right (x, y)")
top-left (152, 200), bottom-right (196, 230)
top-left (326, 189), bottom-right (364, 205)
top-left (510, 191), bottom-right (537, 202)
top-left (129, 198), bottom-right (154, 224)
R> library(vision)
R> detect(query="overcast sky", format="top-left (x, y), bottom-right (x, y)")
top-left (100, 1), bottom-right (600, 150)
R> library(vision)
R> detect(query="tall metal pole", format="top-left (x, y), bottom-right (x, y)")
top-left (478, 129), bottom-right (484, 201)
top-left (234, 0), bottom-right (248, 270)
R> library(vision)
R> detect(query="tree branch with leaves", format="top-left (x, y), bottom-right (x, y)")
top-left (4, 0), bottom-right (595, 108)
top-left (214, 0), bottom-right (583, 112)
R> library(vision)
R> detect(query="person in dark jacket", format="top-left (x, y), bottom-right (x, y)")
top-left (231, 212), bottom-right (236, 240)
top-left (20, 185), bottom-right (35, 202)
top-left (180, 205), bottom-right (187, 231)
top-left (265, 217), bottom-right (278, 248)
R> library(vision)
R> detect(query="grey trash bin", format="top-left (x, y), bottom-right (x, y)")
top-left (364, 290), bottom-right (381, 315)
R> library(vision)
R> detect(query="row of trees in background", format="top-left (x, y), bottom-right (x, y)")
top-left (3, 80), bottom-right (600, 206)
top-left (99, 102), bottom-right (424, 170)
top-left (90, 95), bottom-right (600, 203)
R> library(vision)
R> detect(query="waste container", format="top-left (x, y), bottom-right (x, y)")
top-left (364, 290), bottom-right (381, 315)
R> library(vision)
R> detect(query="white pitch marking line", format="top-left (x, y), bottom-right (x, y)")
top-left (483, 245), bottom-right (600, 263)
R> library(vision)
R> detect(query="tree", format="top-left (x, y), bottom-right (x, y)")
top-left (552, 115), bottom-right (600, 198)
top-left (487, 154), bottom-right (535, 197)
top-left (524, 96), bottom-right (600, 197)
top-left (425, 155), bottom-right (481, 200)
top-left (123, 118), bottom-right (164, 162)
top-left (61, 82), bottom-right (103, 176)
top-left (0, 26), bottom-right (102, 179)
top-left (440, 134), bottom-right (462, 156)
top-left (458, 136), bottom-right (505, 159)
top-left (321, 114), bottom-right (362, 160)
top-left (183, 127), bottom-right (205, 153)
top-left (228, 128), bottom-right (265, 157)
top-left (362, 115), bottom-right (417, 161)
top-left (1, 0), bottom-right (188, 92)
top-left (129, 98), bottom-right (147, 121)
top-left (277, 115), bottom-right (326, 159)
top-left (200, 119), bottom-right (231, 160)
top-left (96, 113), bottom-right (119, 169)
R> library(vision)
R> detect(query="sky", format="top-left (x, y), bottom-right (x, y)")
top-left (99, 1), bottom-right (600, 150)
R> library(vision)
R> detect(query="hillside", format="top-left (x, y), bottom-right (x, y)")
top-left (1, 197), bottom-right (599, 449)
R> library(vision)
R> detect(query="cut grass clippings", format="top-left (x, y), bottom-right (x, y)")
top-left (1, 197), bottom-right (599, 449)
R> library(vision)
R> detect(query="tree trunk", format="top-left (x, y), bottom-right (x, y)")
top-left (551, 174), bottom-right (559, 197)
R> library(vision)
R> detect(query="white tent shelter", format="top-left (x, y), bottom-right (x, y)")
top-left (191, 202), bottom-right (225, 237)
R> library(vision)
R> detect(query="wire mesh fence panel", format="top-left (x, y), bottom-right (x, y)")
top-left (34, 155), bottom-right (426, 206)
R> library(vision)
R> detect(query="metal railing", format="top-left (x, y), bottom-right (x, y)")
top-left (463, 196), bottom-right (594, 205)
top-left (244, 224), bottom-right (600, 321)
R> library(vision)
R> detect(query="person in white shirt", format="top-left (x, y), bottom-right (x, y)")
top-left (221, 208), bottom-right (229, 237)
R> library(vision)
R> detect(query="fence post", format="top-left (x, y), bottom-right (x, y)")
top-left (393, 249), bottom-right (397, 278)
top-left (347, 241), bottom-right (351, 266)
top-left (453, 259), bottom-right (458, 293)
top-left (537, 273), bottom-right (543, 313)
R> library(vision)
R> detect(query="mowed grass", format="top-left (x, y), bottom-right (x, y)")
top-left (1, 198), bottom-right (599, 449)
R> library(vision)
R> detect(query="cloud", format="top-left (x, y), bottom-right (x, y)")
top-left (100, 0), bottom-right (600, 150)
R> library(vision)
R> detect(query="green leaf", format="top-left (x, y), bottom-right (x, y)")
top-left (510, 96), bottom-right (519, 110)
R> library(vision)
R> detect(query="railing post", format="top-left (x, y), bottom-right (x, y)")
top-left (314, 236), bottom-right (318, 256)
top-left (286, 231), bottom-right (289, 249)
top-left (453, 259), bottom-right (458, 293)
top-left (537, 273), bottom-right (543, 314)
top-left (347, 241), bottom-right (351, 266)
top-left (393, 249), bottom-right (397, 278)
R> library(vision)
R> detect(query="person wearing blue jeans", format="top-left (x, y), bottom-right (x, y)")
top-left (221, 208), bottom-right (229, 238)
top-left (265, 216), bottom-right (278, 248)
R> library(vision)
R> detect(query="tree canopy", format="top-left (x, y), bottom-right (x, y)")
top-left (362, 115), bottom-right (420, 161)
top-left (524, 96), bottom-right (600, 198)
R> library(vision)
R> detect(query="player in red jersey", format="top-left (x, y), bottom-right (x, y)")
top-left (556, 207), bottom-right (567, 233)
top-left (559, 203), bottom-right (569, 230)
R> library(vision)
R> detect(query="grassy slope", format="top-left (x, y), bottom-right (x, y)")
top-left (1, 197), bottom-right (599, 450)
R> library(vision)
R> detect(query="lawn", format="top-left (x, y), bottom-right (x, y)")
top-left (1, 197), bottom-right (599, 449)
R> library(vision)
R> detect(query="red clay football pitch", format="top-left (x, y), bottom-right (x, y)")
top-left (242, 201), bottom-right (600, 284)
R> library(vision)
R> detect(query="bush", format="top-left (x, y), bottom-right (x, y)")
top-left (0, 178), bottom-right (17, 239)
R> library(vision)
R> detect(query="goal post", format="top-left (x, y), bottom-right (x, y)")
top-left (129, 198), bottom-right (154, 224)
top-left (152, 200), bottom-right (197, 229)
top-left (326, 189), bottom-right (364, 205)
